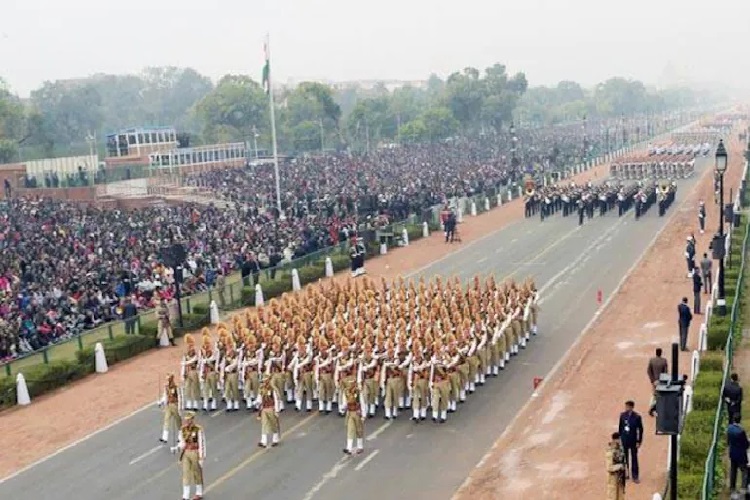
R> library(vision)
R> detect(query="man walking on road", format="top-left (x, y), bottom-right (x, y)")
top-left (647, 348), bottom-right (668, 417)
top-left (727, 414), bottom-right (750, 497)
top-left (701, 253), bottom-right (713, 294)
top-left (678, 297), bottom-right (693, 351)
top-left (618, 400), bottom-right (644, 484)
top-left (698, 200), bottom-right (706, 234)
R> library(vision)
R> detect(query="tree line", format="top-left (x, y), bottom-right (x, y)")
top-left (0, 65), bottom-right (716, 163)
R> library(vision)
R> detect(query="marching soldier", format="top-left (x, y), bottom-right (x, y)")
top-left (409, 341), bottom-right (430, 422)
top-left (241, 335), bottom-right (262, 411)
top-left (358, 341), bottom-right (380, 417)
top-left (606, 432), bottom-right (626, 500)
top-left (199, 334), bottom-right (220, 412)
top-left (256, 378), bottom-right (281, 448)
top-left (220, 345), bottom-right (241, 411)
top-left (293, 336), bottom-right (315, 412)
top-left (342, 381), bottom-right (366, 455)
top-left (177, 412), bottom-right (205, 500)
top-left (315, 338), bottom-right (336, 413)
top-left (430, 344), bottom-right (450, 424)
top-left (335, 339), bottom-right (358, 417)
top-left (181, 335), bottom-right (201, 411)
top-left (264, 337), bottom-right (287, 412)
top-left (158, 372), bottom-right (182, 448)
top-left (380, 342), bottom-right (402, 420)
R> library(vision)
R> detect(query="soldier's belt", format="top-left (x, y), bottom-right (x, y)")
top-left (184, 444), bottom-right (200, 451)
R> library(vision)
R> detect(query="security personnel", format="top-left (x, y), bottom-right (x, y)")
top-left (158, 372), bottom-right (182, 446)
top-left (577, 198), bottom-right (585, 226)
top-left (723, 373), bottom-right (744, 423)
top-left (177, 412), bottom-right (205, 500)
top-left (256, 378), bottom-right (281, 448)
top-left (698, 201), bottom-right (706, 233)
top-left (342, 381), bottom-right (365, 455)
top-left (606, 432), bottom-right (626, 500)
top-left (181, 335), bottom-right (201, 411)
top-left (618, 400), bottom-right (643, 483)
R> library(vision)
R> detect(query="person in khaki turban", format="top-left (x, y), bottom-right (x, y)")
top-left (315, 337), bottom-right (336, 413)
top-left (181, 335), bottom-right (201, 411)
top-left (177, 412), bottom-right (205, 500)
top-left (342, 380), bottom-right (366, 455)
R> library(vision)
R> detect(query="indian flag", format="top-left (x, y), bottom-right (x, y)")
top-left (262, 41), bottom-right (271, 95)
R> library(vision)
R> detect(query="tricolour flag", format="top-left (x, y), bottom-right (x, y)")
top-left (262, 42), bottom-right (271, 95)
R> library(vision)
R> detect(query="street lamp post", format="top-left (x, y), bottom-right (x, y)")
top-left (714, 139), bottom-right (728, 316)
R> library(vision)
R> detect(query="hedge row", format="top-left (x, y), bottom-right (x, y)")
top-left (0, 222), bottom-right (432, 410)
top-left (0, 334), bottom-right (162, 410)
top-left (678, 214), bottom-right (748, 497)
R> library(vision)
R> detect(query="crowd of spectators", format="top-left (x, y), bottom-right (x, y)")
top-left (0, 126), bottom-right (607, 361)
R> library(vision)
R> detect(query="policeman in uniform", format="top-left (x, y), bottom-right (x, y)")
top-left (181, 335), bottom-right (201, 411)
top-left (342, 381), bottom-right (366, 455)
top-left (177, 412), bottom-right (205, 500)
top-left (158, 372), bottom-right (182, 447)
top-left (605, 432), bottom-right (626, 500)
top-left (256, 378), bottom-right (281, 448)
top-left (698, 200), bottom-right (706, 233)
top-left (199, 334), bottom-right (219, 412)
top-left (221, 345), bottom-right (241, 411)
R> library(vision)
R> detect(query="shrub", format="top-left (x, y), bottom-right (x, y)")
top-left (192, 304), bottom-right (209, 316)
top-left (22, 359), bottom-right (92, 399)
top-left (707, 316), bottom-right (731, 350)
top-left (0, 376), bottom-right (16, 409)
top-left (699, 353), bottom-right (724, 372)
top-left (76, 335), bottom-right (155, 369)
top-left (298, 265), bottom-right (325, 285)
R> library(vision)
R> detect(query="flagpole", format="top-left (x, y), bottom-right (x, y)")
top-left (265, 34), bottom-right (283, 217)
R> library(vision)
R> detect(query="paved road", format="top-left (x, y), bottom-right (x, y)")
top-left (0, 166), bottom-right (707, 500)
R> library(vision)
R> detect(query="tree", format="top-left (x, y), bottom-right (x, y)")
top-left (399, 119), bottom-right (428, 143)
top-left (421, 107), bottom-right (459, 142)
top-left (193, 75), bottom-right (267, 144)
top-left (290, 120), bottom-right (322, 152)
top-left (445, 67), bottom-right (485, 128)
top-left (139, 67), bottom-right (213, 130)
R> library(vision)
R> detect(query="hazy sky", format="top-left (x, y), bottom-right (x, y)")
top-left (2, 0), bottom-right (749, 96)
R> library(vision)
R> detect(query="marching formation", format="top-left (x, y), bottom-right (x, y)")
top-left (160, 274), bottom-right (540, 457)
top-left (524, 179), bottom-right (677, 225)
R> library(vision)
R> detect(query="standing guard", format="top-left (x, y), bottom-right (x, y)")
top-left (177, 412), bottom-right (205, 500)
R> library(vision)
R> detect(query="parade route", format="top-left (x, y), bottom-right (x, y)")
top-left (0, 161), bottom-right (708, 500)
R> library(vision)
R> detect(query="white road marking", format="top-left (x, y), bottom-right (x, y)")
top-left (510, 238), bottom-right (518, 243)
top-left (210, 409), bottom-right (226, 418)
top-left (0, 402), bottom-right (157, 485)
top-left (302, 457), bottom-right (349, 500)
top-left (129, 446), bottom-right (161, 465)
top-left (355, 450), bottom-right (380, 471)
top-left (477, 257), bottom-right (488, 264)
top-left (452, 162), bottom-right (704, 499)
top-left (366, 421), bottom-right (392, 441)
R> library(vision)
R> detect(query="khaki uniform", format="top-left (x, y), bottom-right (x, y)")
top-left (182, 353), bottom-right (201, 410)
top-left (242, 352), bottom-right (261, 409)
top-left (178, 422), bottom-right (205, 500)
top-left (201, 350), bottom-right (219, 411)
top-left (431, 363), bottom-right (451, 421)
top-left (157, 303), bottom-right (173, 343)
top-left (222, 353), bottom-right (240, 410)
top-left (316, 354), bottom-right (336, 412)
top-left (410, 358), bottom-right (430, 420)
top-left (258, 386), bottom-right (280, 447)
top-left (160, 383), bottom-right (181, 443)
top-left (344, 385), bottom-right (365, 454)
top-left (359, 356), bottom-right (379, 416)
top-left (295, 353), bottom-right (315, 411)
top-left (605, 442), bottom-right (626, 500)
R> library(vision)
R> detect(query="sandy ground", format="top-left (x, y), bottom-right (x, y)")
top-left (453, 134), bottom-right (747, 500)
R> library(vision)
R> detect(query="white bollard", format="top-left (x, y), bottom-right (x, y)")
top-left (325, 257), bottom-right (334, 277)
top-left (255, 283), bottom-right (264, 307)
top-left (16, 373), bottom-right (30, 406)
top-left (402, 227), bottom-right (409, 246)
top-left (422, 221), bottom-right (429, 238)
top-left (380, 242), bottom-right (387, 255)
top-left (292, 269), bottom-right (302, 292)
top-left (95, 342), bottom-right (109, 373)
top-left (484, 197), bottom-right (490, 212)
top-left (470, 201), bottom-right (477, 216)
top-left (683, 385), bottom-right (693, 414)
top-left (517, 186), bottom-right (522, 198)
top-left (457, 204), bottom-right (464, 223)
top-left (690, 350), bottom-right (700, 382)
top-left (507, 189), bottom-right (513, 202)
top-left (699, 324), bottom-right (708, 351)
top-left (497, 193), bottom-right (503, 206)
top-left (652, 494), bottom-right (663, 500)
top-left (209, 300), bottom-right (220, 324)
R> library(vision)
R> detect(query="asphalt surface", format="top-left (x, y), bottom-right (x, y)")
top-left (0, 165), bottom-right (707, 500)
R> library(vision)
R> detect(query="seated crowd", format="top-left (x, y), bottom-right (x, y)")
top-left (0, 128), bottom-right (604, 361)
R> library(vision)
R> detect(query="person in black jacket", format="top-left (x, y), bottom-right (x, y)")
top-left (678, 297), bottom-right (693, 351)
top-left (618, 400), bottom-right (644, 483)
top-left (724, 373), bottom-right (744, 423)
top-left (692, 271), bottom-right (703, 314)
